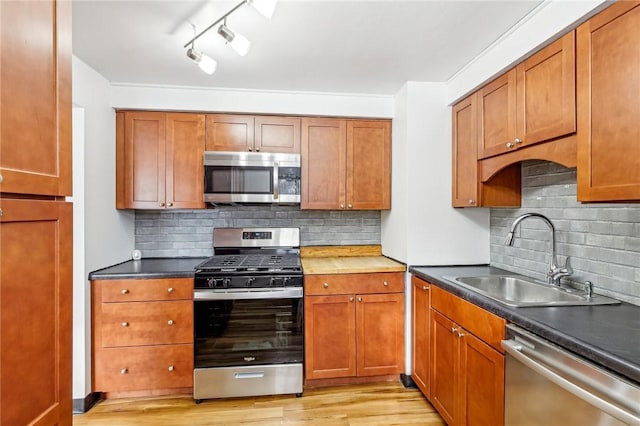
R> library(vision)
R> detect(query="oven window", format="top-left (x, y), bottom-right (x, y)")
top-left (194, 298), bottom-right (304, 368)
top-left (205, 166), bottom-right (273, 194)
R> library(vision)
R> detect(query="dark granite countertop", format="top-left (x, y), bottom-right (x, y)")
top-left (411, 265), bottom-right (640, 386)
top-left (88, 257), bottom-right (208, 280)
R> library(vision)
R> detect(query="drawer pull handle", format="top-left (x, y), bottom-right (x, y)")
top-left (383, 281), bottom-right (388, 286)
top-left (168, 365), bottom-right (175, 372)
top-left (121, 368), bottom-right (128, 375)
top-left (422, 286), bottom-right (429, 291)
top-left (357, 297), bottom-right (363, 302)
top-left (167, 319), bottom-right (174, 326)
top-left (323, 283), bottom-right (329, 288)
top-left (121, 322), bottom-right (129, 327)
top-left (121, 289), bottom-right (129, 295)
top-left (167, 287), bottom-right (174, 293)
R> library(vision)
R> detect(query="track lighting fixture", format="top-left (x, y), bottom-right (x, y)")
top-left (183, 0), bottom-right (277, 73)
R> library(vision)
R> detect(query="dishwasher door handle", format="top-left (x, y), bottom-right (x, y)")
top-left (502, 339), bottom-right (640, 425)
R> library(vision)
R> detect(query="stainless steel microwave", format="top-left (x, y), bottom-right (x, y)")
top-left (203, 151), bottom-right (301, 204)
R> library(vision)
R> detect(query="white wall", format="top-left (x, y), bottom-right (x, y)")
top-left (110, 84), bottom-right (394, 118)
top-left (382, 82), bottom-right (490, 267)
top-left (72, 56), bottom-right (135, 400)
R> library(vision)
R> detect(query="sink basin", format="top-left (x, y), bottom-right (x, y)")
top-left (442, 275), bottom-right (621, 307)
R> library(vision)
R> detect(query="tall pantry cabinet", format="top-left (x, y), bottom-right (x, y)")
top-left (0, 1), bottom-right (73, 425)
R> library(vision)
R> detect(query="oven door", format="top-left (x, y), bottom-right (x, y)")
top-left (193, 288), bottom-right (304, 369)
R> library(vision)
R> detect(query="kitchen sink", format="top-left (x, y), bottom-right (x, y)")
top-left (442, 275), bottom-right (621, 307)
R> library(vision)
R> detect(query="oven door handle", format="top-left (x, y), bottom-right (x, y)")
top-left (193, 288), bottom-right (303, 300)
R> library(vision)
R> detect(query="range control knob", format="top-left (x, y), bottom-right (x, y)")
top-left (246, 278), bottom-right (255, 287)
top-left (283, 277), bottom-right (290, 286)
top-left (206, 277), bottom-right (216, 288)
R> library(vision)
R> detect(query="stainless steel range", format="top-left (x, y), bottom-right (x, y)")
top-left (193, 228), bottom-right (303, 402)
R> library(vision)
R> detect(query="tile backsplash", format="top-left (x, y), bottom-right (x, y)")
top-left (135, 205), bottom-right (381, 258)
top-left (490, 160), bottom-right (640, 305)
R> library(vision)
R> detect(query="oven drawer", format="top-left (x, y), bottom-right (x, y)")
top-left (101, 301), bottom-right (193, 347)
top-left (100, 278), bottom-right (193, 302)
top-left (305, 272), bottom-right (404, 295)
top-left (95, 344), bottom-right (193, 392)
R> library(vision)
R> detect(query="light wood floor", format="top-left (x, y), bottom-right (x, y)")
top-left (73, 382), bottom-right (445, 425)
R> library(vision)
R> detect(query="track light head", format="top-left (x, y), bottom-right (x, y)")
top-left (186, 48), bottom-right (217, 74)
top-left (218, 24), bottom-right (251, 57)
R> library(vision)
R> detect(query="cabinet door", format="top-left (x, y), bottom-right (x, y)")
top-left (301, 118), bottom-right (346, 210)
top-left (255, 116), bottom-right (301, 153)
top-left (346, 120), bottom-right (391, 210)
top-left (477, 70), bottom-right (517, 159)
top-left (0, 0), bottom-right (71, 197)
top-left (577, 2), bottom-right (640, 201)
top-left (452, 94), bottom-right (479, 207)
top-left (459, 331), bottom-right (505, 426)
top-left (516, 31), bottom-right (576, 148)
top-left (304, 295), bottom-right (356, 379)
top-left (430, 309), bottom-right (458, 426)
top-left (166, 113), bottom-right (206, 209)
top-left (0, 199), bottom-right (72, 426)
top-left (118, 111), bottom-right (166, 209)
top-left (205, 114), bottom-right (255, 152)
top-left (412, 277), bottom-right (431, 398)
top-left (356, 293), bottom-right (404, 376)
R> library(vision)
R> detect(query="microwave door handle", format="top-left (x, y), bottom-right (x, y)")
top-left (273, 161), bottom-right (279, 200)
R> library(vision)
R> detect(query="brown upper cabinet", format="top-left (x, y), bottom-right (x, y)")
top-left (478, 31), bottom-right (576, 159)
top-left (301, 118), bottom-right (391, 210)
top-left (205, 114), bottom-right (301, 153)
top-left (0, 0), bottom-right (72, 197)
top-left (577, 2), bottom-right (640, 202)
top-left (116, 111), bottom-right (205, 210)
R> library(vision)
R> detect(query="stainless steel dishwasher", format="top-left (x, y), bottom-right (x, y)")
top-left (501, 324), bottom-right (640, 426)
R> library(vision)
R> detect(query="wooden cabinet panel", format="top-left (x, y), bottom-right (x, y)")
top-left (304, 272), bottom-right (404, 295)
top-left (411, 276), bottom-right (430, 398)
top-left (166, 113), bottom-right (205, 209)
top-left (0, 199), bottom-right (72, 426)
top-left (205, 114), bottom-right (255, 152)
top-left (101, 301), bottom-right (193, 347)
top-left (304, 295), bottom-right (356, 379)
top-left (577, 2), bottom-right (640, 201)
top-left (516, 32), bottom-right (576, 147)
top-left (302, 118), bottom-right (391, 210)
top-left (459, 332), bottom-right (505, 426)
top-left (101, 278), bottom-right (193, 302)
top-left (301, 118), bottom-right (346, 209)
top-left (452, 94), bottom-right (479, 207)
top-left (477, 70), bottom-right (517, 159)
top-left (430, 309), bottom-right (458, 426)
top-left (95, 345), bottom-right (193, 392)
top-left (347, 120), bottom-right (391, 210)
top-left (0, 0), bottom-right (71, 197)
top-left (356, 293), bottom-right (404, 376)
top-left (255, 116), bottom-right (301, 153)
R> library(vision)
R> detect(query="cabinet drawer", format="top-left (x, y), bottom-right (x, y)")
top-left (431, 285), bottom-right (505, 351)
top-left (100, 278), bottom-right (193, 302)
top-left (305, 273), bottom-right (404, 295)
top-left (95, 344), bottom-right (193, 392)
top-left (101, 301), bottom-right (193, 347)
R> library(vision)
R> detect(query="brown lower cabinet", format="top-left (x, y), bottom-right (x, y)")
top-left (304, 273), bottom-right (405, 381)
top-left (413, 276), bottom-right (506, 426)
top-left (92, 278), bottom-right (194, 395)
top-left (412, 276), bottom-right (431, 398)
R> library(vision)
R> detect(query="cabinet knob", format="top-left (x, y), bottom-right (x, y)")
top-left (255, 147), bottom-right (260, 152)
top-left (168, 365), bottom-right (175, 372)
top-left (469, 199), bottom-right (476, 205)
top-left (458, 332), bottom-right (465, 338)
top-left (347, 203), bottom-right (353, 209)
top-left (0, 174), bottom-right (3, 184)
top-left (422, 285), bottom-right (429, 291)
top-left (121, 368), bottom-right (128, 375)
top-left (323, 283), bottom-right (329, 288)
top-left (514, 138), bottom-right (523, 145)
top-left (121, 321), bottom-right (129, 327)
top-left (357, 297), bottom-right (363, 302)
top-left (248, 147), bottom-right (253, 152)
top-left (340, 203), bottom-right (345, 209)
top-left (167, 319), bottom-right (174, 326)
top-left (121, 289), bottom-right (129, 295)
top-left (383, 281), bottom-right (388, 287)
top-left (350, 297), bottom-right (355, 302)
top-left (167, 202), bottom-right (173, 207)
top-left (167, 287), bottom-right (174, 293)
top-left (451, 327), bottom-right (458, 333)
top-left (506, 142), bottom-right (514, 149)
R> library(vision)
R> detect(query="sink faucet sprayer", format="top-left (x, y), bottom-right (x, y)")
top-left (505, 213), bottom-right (572, 286)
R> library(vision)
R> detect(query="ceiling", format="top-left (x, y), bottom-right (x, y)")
top-left (72, 0), bottom-right (543, 95)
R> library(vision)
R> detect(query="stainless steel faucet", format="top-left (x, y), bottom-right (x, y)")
top-left (505, 213), bottom-right (572, 286)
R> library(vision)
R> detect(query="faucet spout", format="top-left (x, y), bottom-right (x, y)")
top-left (505, 213), bottom-right (569, 285)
